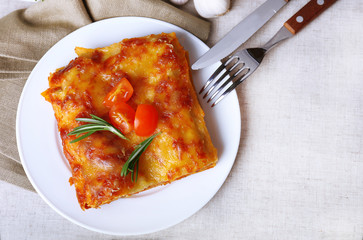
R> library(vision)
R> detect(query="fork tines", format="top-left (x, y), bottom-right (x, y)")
top-left (200, 56), bottom-right (251, 107)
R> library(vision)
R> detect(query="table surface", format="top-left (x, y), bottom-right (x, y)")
top-left (1, 0), bottom-right (363, 239)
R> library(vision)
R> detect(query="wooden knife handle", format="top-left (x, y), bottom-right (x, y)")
top-left (284, 0), bottom-right (337, 35)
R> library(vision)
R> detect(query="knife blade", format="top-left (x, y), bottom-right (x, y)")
top-left (191, 0), bottom-right (289, 70)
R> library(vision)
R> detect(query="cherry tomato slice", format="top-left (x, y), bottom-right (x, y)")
top-left (109, 102), bottom-right (135, 134)
top-left (103, 78), bottom-right (133, 108)
top-left (134, 104), bottom-right (158, 137)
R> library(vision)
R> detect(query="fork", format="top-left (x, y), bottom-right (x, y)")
top-left (200, 0), bottom-right (337, 107)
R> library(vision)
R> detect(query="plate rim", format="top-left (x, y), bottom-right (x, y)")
top-left (16, 16), bottom-right (241, 236)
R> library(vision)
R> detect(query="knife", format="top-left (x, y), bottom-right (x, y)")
top-left (192, 0), bottom-right (289, 70)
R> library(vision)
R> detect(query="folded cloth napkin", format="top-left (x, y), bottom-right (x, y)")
top-left (0, 0), bottom-right (210, 191)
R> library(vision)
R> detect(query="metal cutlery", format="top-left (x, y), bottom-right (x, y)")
top-left (192, 0), bottom-right (290, 70)
top-left (201, 0), bottom-right (337, 107)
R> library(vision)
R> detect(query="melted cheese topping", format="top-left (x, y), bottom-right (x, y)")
top-left (42, 33), bottom-right (218, 210)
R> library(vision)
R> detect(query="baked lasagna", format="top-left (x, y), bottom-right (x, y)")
top-left (42, 32), bottom-right (218, 210)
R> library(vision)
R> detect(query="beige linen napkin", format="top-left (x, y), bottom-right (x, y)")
top-left (0, 0), bottom-right (210, 191)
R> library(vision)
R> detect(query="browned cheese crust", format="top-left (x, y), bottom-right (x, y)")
top-left (42, 33), bottom-right (218, 210)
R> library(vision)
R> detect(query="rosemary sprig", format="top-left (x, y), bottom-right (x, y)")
top-left (68, 114), bottom-right (127, 143)
top-left (121, 132), bottom-right (161, 182)
top-left (68, 114), bottom-right (160, 182)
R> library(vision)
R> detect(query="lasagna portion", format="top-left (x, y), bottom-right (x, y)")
top-left (42, 33), bottom-right (218, 210)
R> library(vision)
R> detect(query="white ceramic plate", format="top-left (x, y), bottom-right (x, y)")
top-left (16, 17), bottom-right (241, 235)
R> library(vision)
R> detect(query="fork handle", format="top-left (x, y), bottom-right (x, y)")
top-left (284, 0), bottom-right (337, 34)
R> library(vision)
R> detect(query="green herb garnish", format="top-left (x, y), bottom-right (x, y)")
top-left (67, 114), bottom-right (127, 143)
top-left (121, 132), bottom-right (161, 182)
top-left (68, 115), bottom-right (160, 182)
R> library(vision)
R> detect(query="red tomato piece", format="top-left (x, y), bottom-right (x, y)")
top-left (109, 102), bottom-right (135, 134)
top-left (103, 78), bottom-right (133, 108)
top-left (134, 104), bottom-right (158, 137)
